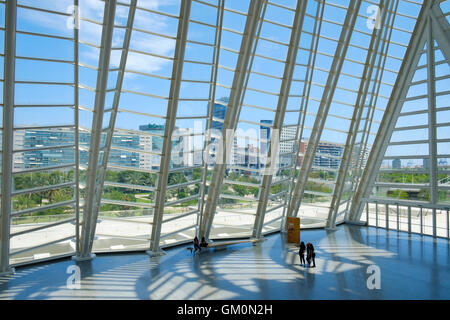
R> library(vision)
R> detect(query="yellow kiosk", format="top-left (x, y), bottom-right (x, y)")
top-left (286, 217), bottom-right (300, 243)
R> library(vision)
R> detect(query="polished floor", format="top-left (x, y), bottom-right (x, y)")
top-left (0, 225), bottom-right (449, 300)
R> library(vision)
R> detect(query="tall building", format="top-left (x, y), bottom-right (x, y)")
top-left (208, 97), bottom-right (239, 167)
top-left (392, 158), bottom-right (401, 169)
top-left (18, 128), bottom-right (141, 170)
top-left (139, 123), bottom-right (165, 170)
top-left (298, 140), bottom-right (344, 169)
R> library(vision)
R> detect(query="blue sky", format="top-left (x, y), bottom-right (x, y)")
top-left (1, 0), bottom-right (449, 163)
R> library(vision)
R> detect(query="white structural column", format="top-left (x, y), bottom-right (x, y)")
top-left (287, 0), bottom-right (362, 218)
top-left (326, 1), bottom-right (389, 229)
top-left (87, 0), bottom-right (137, 253)
top-left (198, 0), bottom-right (224, 235)
top-left (427, 15), bottom-right (438, 238)
top-left (430, 3), bottom-right (450, 63)
top-left (74, 0), bottom-right (81, 256)
top-left (199, 0), bottom-right (265, 240)
top-left (0, 0), bottom-right (17, 275)
top-left (252, 0), bottom-right (307, 239)
top-left (348, 1), bottom-right (432, 222)
top-left (149, 0), bottom-right (192, 255)
top-left (78, 0), bottom-right (117, 260)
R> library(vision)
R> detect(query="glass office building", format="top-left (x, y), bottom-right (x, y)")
top-left (0, 0), bottom-right (449, 293)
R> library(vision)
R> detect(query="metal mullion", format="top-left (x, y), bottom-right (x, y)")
top-left (16, 4), bottom-right (71, 17)
top-left (132, 26), bottom-right (177, 40)
top-left (388, 139), bottom-right (429, 146)
top-left (78, 62), bottom-right (99, 71)
top-left (79, 16), bottom-right (104, 26)
top-left (134, 5), bottom-right (179, 20)
top-left (286, 1), bottom-right (325, 224)
top-left (348, 1), bottom-right (431, 222)
top-left (11, 200), bottom-right (76, 217)
top-left (204, 0), bottom-right (266, 240)
top-left (121, 88), bottom-right (168, 100)
top-left (166, 179), bottom-right (202, 191)
top-left (427, 14), bottom-right (438, 238)
top-left (196, 0), bottom-right (224, 230)
top-left (16, 29), bottom-right (74, 42)
top-left (159, 224), bottom-right (197, 240)
top-left (165, 194), bottom-right (199, 207)
top-left (0, 0), bottom-right (16, 275)
top-left (101, 199), bottom-right (154, 208)
top-left (15, 55), bottom-right (73, 64)
top-left (15, 80), bottom-right (74, 86)
top-left (13, 163), bottom-right (76, 175)
top-left (9, 236), bottom-right (75, 258)
top-left (223, 179), bottom-right (260, 188)
top-left (126, 48), bottom-right (174, 61)
top-left (98, 216), bottom-right (152, 225)
top-left (192, 0), bottom-right (217, 9)
top-left (14, 144), bottom-right (74, 153)
top-left (242, 103), bottom-right (275, 113)
top-left (11, 182), bottom-right (75, 197)
top-left (245, 86), bottom-right (279, 96)
top-left (78, 0), bottom-right (117, 260)
top-left (253, 53), bottom-right (286, 64)
top-left (107, 164), bottom-right (158, 174)
top-left (14, 124), bottom-right (75, 131)
top-left (288, 0), bottom-right (362, 219)
top-left (10, 218), bottom-right (76, 238)
top-left (258, 36), bottom-right (289, 47)
top-left (110, 145), bottom-right (161, 156)
top-left (117, 108), bottom-right (166, 119)
top-left (186, 39), bottom-right (214, 48)
top-left (124, 69), bottom-right (171, 80)
top-left (149, 0), bottom-right (192, 255)
top-left (394, 124), bottom-right (428, 131)
top-left (163, 209), bottom-right (199, 224)
top-left (250, 69), bottom-right (283, 80)
top-left (74, 0), bottom-right (80, 256)
top-left (78, 39), bottom-right (102, 49)
top-left (103, 181), bottom-right (155, 192)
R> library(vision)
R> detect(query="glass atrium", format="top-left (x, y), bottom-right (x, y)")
top-left (0, 0), bottom-right (449, 274)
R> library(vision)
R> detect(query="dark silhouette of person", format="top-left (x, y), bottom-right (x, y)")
top-left (193, 236), bottom-right (201, 254)
top-left (299, 241), bottom-right (306, 266)
top-left (310, 243), bottom-right (316, 268)
top-left (306, 242), bottom-right (312, 267)
top-left (200, 237), bottom-right (208, 248)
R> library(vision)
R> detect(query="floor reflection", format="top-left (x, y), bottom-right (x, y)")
top-left (0, 225), bottom-right (448, 299)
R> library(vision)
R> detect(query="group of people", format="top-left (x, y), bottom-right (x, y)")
top-left (298, 241), bottom-right (316, 268)
top-left (192, 236), bottom-right (208, 254)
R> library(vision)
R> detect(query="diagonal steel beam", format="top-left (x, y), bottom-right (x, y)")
top-left (344, 0), bottom-right (399, 219)
top-left (198, 0), bottom-right (225, 237)
top-left (78, 0), bottom-right (117, 260)
top-left (149, 0), bottom-right (192, 255)
top-left (430, 2), bottom-right (450, 63)
top-left (199, 0), bottom-right (265, 240)
top-left (0, 0), bottom-right (17, 275)
top-left (285, 0), bottom-right (325, 230)
top-left (348, 1), bottom-right (432, 222)
top-left (287, 0), bottom-right (362, 218)
top-left (326, 0), bottom-right (390, 229)
top-left (427, 14), bottom-right (438, 237)
top-left (252, 0), bottom-right (307, 240)
top-left (84, 0), bottom-right (137, 255)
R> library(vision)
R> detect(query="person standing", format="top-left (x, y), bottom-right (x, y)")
top-left (193, 236), bottom-right (201, 254)
top-left (310, 243), bottom-right (316, 268)
top-left (200, 236), bottom-right (209, 249)
top-left (306, 242), bottom-right (311, 267)
top-left (299, 241), bottom-right (306, 266)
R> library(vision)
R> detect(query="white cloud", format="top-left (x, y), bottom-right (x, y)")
top-left (20, 0), bottom-right (177, 75)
